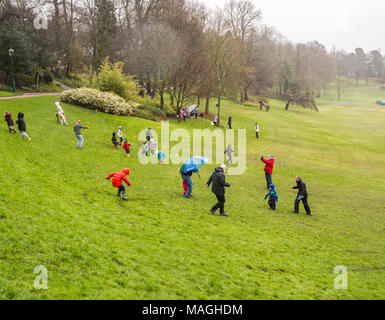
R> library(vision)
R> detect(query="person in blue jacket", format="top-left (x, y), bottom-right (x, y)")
top-left (265, 184), bottom-right (278, 210)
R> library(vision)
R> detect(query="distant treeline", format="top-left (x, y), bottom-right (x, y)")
top-left (1, 0), bottom-right (384, 111)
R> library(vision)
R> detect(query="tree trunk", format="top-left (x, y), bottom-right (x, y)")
top-left (217, 95), bottom-right (221, 126)
top-left (205, 95), bottom-right (210, 114)
top-left (197, 96), bottom-right (201, 107)
top-left (146, 80), bottom-right (152, 96)
top-left (160, 90), bottom-right (164, 110)
top-left (35, 71), bottom-right (40, 88)
top-left (244, 87), bottom-right (248, 101)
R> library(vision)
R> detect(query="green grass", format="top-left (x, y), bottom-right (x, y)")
top-left (0, 91), bottom-right (16, 97)
top-left (0, 87), bottom-right (385, 300)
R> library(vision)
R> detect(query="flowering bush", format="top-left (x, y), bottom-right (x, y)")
top-left (60, 88), bottom-right (133, 115)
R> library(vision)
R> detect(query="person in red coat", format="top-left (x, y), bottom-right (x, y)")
top-left (106, 168), bottom-right (131, 200)
top-left (261, 155), bottom-right (274, 189)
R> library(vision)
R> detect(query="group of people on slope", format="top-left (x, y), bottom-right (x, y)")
top-left (260, 154), bottom-right (311, 215)
top-left (112, 127), bottom-right (132, 158)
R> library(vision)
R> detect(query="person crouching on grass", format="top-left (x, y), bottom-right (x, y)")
top-left (122, 139), bottom-right (132, 157)
top-left (106, 168), bottom-right (131, 201)
top-left (265, 184), bottom-right (278, 211)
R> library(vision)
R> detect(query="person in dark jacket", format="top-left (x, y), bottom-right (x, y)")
top-left (3, 112), bottom-right (16, 134)
top-left (15, 112), bottom-right (31, 141)
top-left (206, 165), bottom-right (230, 217)
top-left (112, 132), bottom-right (118, 149)
top-left (291, 176), bottom-right (311, 215)
top-left (74, 119), bottom-right (88, 149)
top-left (259, 100), bottom-right (264, 111)
top-left (228, 116), bottom-right (232, 129)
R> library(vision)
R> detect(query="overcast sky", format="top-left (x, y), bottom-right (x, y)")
top-left (203, 0), bottom-right (384, 53)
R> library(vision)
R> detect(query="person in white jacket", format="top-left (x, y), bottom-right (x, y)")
top-left (255, 122), bottom-right (260, 139)
top-left (56, 101), bottom-right (68, 125)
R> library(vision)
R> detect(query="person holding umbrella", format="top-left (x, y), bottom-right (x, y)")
top-left (179, 156), bottom-right (209, 199)
top-left (206, 164), bottom-right (230, 217)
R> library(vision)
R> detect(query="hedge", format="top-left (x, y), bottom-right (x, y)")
top-left (60, 88), bottom-right (133, 116)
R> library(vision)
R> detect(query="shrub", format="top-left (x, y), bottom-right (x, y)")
top-left (164, 104), bottom-right (177, 117)
top-left (60, 88), bottom-right (133, 115)
top-left (137, 104), bottom-right (167, 118)
top-left (15, 73), bottom-right (35, 87)
top-left (97, 57), bottom-right (130, 99)
top-left (42, 70), bottom-right (53, 84)
top-left (133, 108), bottom-right (158, 122)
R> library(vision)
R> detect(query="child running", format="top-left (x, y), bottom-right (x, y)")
top-left (16, 112), bottom-right (31, 141)
top-left (264, 184), bottom-right (278, 210)
top-left (112, 132), bottom-right (119, 149)
top-left (106, 168), bottom-right (131, 201)
top-left (3, 112), bottom-right (16, 134)
top-left (122, 139), bottom-right (132, 158)
top-left (157, 150), bottom-right (166, 165)
top-left (55, 101), bottom-right (68, 125)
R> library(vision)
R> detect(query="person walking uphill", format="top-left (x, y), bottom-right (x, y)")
top-left (16, 113), bottom-right (31, 141)
top-left (74, 120), bottom-right (88, 149)
top-left (261, 155), bottom-right (274, 189)
top-left (228, 116), bottom-right (232, 129)
top-left (292, 176), bottom-right (311, 215)
top-left (206, 165), bottom-right (231, 217)
top-left (3, 112), bottom-right (16, 134)
top-left (106, 168), bottom-right (131, 201)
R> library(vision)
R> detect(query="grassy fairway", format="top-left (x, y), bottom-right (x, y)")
top-left (0, 91), bottom-right (16, 97)
top-left (0, 87), bottom-right (384, 300)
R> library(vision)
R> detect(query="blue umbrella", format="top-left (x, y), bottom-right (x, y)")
top-left (180, 156), bottom-right (209, 174)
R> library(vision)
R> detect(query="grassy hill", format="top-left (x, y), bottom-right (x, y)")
top-left (0, 86), bottom-right (385, 299)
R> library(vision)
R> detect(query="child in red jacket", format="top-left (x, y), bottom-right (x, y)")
top-left (106, 168), bottom-right (131, 200)
top-left (122, 139), bottom-right (132, 158)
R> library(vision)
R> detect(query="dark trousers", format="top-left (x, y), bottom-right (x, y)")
top-left (117, 185), bottom-right (126, 196)
top-left (212, 194), bottom-right (225, 214)
top-left (228, 124), bottom-right (232, 129)
top-left (256, 132), bottom-right (259, 139)
top-left (265, 172), bottom-right (272, 188)
top-left (268, 196), bottom-right (276, 210)
top-left (295, 195), bottom-right (311, 215)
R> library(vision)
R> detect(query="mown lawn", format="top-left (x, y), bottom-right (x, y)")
top-left (0, 89), bottom-right (384, 299)
top-left (0, 91), bottom-right (16, 97)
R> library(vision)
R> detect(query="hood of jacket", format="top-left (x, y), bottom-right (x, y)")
top-left (215, 167), bottom-right (224, 173)
top-left (121, 168), bottom-right (130, 175)
top-left (269, 184), bottom-right (276, 192)
top-left (18, 112), bottom-right (24, 119)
